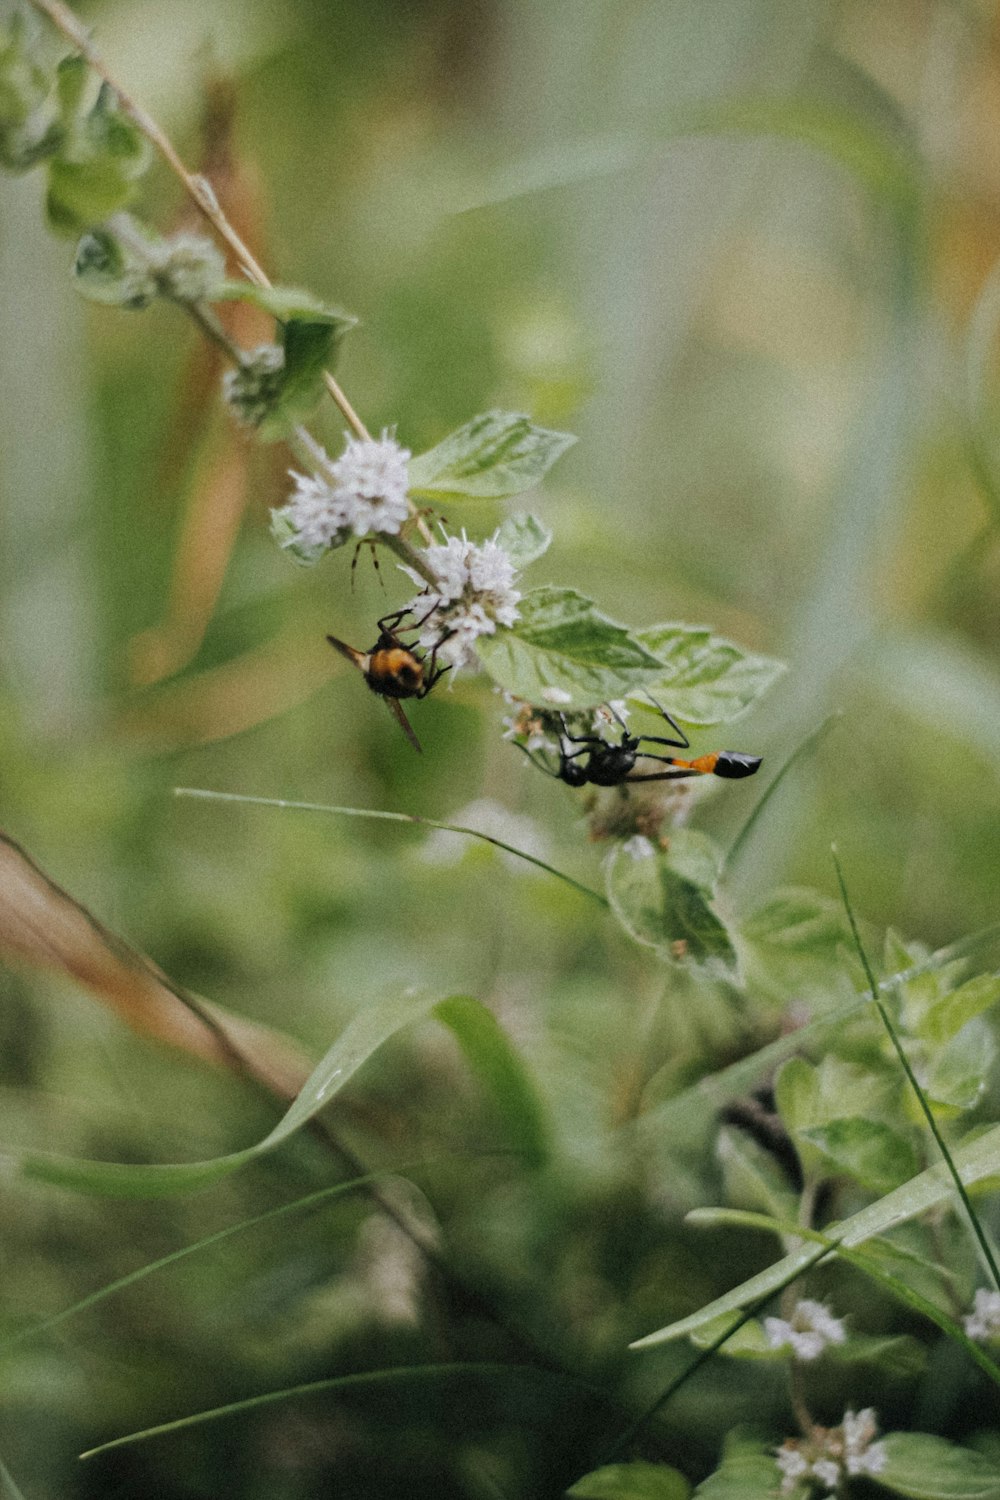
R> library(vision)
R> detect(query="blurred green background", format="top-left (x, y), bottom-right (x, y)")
top-left (3, 0), bottom-right (1000, 1494)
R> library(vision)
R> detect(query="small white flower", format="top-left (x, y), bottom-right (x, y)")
top-left (622, 835), bottom-right (655, 860)
top-left (279, 430), bottom-right (411, 554)
top-left (776, 1408), bottom-right (886, 1496)
top-left (764, 1300), bottom-right (846, 1361)
top-left (400, 528), bottom-right (521, 673)
top-left (593, 700), bottom-right (629, 737)
top-left (775, 1443), bottom-right (809, 1495)
top-left (963, 1288), bottom-right (1000, 1342)
top-left (541, 687), bottom-right (572, 705)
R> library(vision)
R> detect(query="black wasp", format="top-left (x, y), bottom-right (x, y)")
top-left (517, 699), bottom-right (761, 787)
top-left (326, 606), bottom-right (450, 753)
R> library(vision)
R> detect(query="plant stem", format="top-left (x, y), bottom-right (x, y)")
top-left (28, 0), bottom-right (368, 440)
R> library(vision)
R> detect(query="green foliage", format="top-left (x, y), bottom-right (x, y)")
top-left (408, 409), bottom-right (576, 499)
top-left (46, 62), bottom-right (148, 232)
top-left (568, 1462), bottom-right (691, 1499)
top-left (877, 1434), bottom-right (1000, 1500)
top-left (494, 510), bottom-right (552, 567)
top-left (0, 10), bottom-right (55, 169)
top-left (477, 586), bottom-right (664, 706)
top-left (631, 624), bottom-right (785, 726)
top-left (693, 1437), bottom-right (783, 1500)
top-left (604, 829), bottom-right (738, 973)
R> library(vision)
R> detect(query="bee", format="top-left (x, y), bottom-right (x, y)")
top-left (517, 699), bottom-right (761, 788)
top-left (326, 607), bottom-right (450, 753)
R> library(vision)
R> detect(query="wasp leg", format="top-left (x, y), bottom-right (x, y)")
top-left (556, 713), bottom-right (606, 749)
top-left (421, 626), bottom-right (456, 693)
top-left (623, 769), bottom-right (704, 783)
top-left (636, 695), bottom-right (691, 750)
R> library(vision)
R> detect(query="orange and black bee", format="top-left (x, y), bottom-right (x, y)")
top-left (517, 698), bottom-right (761, 788)
top-left (326, 607), bottom-right (450, 753)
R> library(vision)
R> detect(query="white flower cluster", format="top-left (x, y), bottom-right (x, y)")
top-left (401, 528), bottom-right (521, 672)
top-left (963, 1288), bottom-right (1000, 1342)
top-left (775, 1409), bottom-right (887, 1496)
top-left (277, 431), bottom-right (412, 552)
top-left (764, 1299), bottom-right (846, 1361)
top-left (152, 231), bottom-right (227, 302)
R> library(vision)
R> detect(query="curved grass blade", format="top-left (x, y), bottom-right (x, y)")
top-left (15, 989), bottom-right (447, 1196)
top-left (80, 1362), bottom-right (609, 1460)
top-left (723, 712), bottom-right (840, 877)
top-left (0, 1174), bottom-right (386, 1351)
top-left (630, 1116), bottom-right (1000, 1352)
top-left (174, 788), bottom-right (607, 908)
top-left (834, 849), bottom-right (1000, 1293)
top-left (685, 1207), bottom-right (1000, 1392)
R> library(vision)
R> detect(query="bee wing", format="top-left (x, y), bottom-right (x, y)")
top-left (326, 634), bottom-right (368, 673)
top-left (385, 696), bottom-right (423, 753)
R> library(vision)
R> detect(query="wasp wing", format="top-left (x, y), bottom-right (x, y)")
top-left (385, 696), bottom-right (423, 753)
top-left (326, 634), bottom-right (368, 672)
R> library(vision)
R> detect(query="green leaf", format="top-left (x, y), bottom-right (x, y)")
top-left (800, 1118), bottom-right (919, 1195)
top-left (716, 1125), bottom-right (799, 1223)
top-left (632, 624), bottom-right (785, 726)
top-left (910, 972), bottom-right (1000, 1046)
top-left (0, 13), bottom-right (57, 172)
top-left (495, 511), bottom-right (552, 568)
top-left (694, 1439), bottom-right (784, 1500)
top-left (921, 1018), bottom-right (996, 1113)
top-left (604, 829), bottom-right (737, 973)
top-left (256, 319), bottom-right (338, 440)
top-left (775, 1054), bottom-right (896, 1154)
top-left (16, 990), bottom-right (452, 1197)
top-left (741, 887), bottom-right (848, 999)
top-left (476, 586), bottom-right (663, 708)
top-left (567, 1462), bottom-right (690, 1499)
top-left (212, 281), bottom-right (357, 331)
top-left (877, 1433), bottom-right (1000, 1500)
top-left (433, 995), bottom-right (550, 1168)
top-left (408, 410), bottom-right (576, 499)
top-left (46, 76), bottom-right (148, 233)
top-left (824, 1333), bottom-right (927, 1376)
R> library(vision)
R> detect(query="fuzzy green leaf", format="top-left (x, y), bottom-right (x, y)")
top-left (494, 511), bottom-right (552, 568)
top-left (568, 1463), bottom-right (690, 1499)
top-left (877, 1433), bottom-right (1000, 1500)
top-left (476, 586), bottom-right (663, 708)
top-left (921, 1018), bottom-right (996, 1113)
top-left (800, 1117), bottom-right (919, 1195)
top-left (694, 1440), bottom-right (784, 1500)
top-left (213, 279), bottom-right (357, 333)
top-left (632, 623), bottom-right (785, 726)
top-left (604, 830), bottom-right (737, 973)
top-left (46, 73), bottom-right (148, 233)
top-left (256, 319), bottom-right (340, 440)
top-left (408, 410), bottom-right (575, 499)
